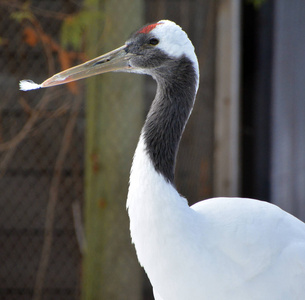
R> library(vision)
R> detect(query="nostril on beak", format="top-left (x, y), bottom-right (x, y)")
top-left (93, 58), bottom-right (111, 66)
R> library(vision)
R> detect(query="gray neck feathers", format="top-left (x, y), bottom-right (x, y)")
top-left (142, 56), bottom-right (198, 183)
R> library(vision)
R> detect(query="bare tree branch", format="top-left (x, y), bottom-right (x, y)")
top-left (33, 94), bottom-right (82, 300)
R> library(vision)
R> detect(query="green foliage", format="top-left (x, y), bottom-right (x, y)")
top-left (247, 0), bottom-right (266, 9)
top-left (10, 1), bottom-right (34, 22)
top-left (60, 10), bottom-right (103, 51)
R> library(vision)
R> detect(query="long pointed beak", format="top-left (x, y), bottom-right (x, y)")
top-left (41, 45), bottom-right (133, 88)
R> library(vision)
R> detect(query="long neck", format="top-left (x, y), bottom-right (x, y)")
top-left (142, 56), bottom-right (198, 183)
top-left (127, 56), bottom-right (199, 277)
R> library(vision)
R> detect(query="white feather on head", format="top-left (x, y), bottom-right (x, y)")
top-left (150, 20), bottom-right (199, 91)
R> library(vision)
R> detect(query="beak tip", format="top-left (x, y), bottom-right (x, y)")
top-left (41, 74), bottom-right (70, 88)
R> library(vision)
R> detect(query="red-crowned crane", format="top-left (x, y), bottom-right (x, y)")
top-left (20, 20), bottom-right (305, 300)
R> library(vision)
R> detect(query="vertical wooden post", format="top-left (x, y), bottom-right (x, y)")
top-left (83, 1), bottom-right (143, 299)
top-left (271, 1), bottom-right (305, 220)
top-left (214, 0), bottom-right (241, 197)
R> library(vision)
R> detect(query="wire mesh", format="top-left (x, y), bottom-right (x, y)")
top-left (0, 1), bottom-right (85, 299)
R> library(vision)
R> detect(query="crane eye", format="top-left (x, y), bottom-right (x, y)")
top-left (149, 38), bottom-right (159, 46)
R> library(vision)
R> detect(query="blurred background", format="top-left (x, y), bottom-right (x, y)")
top-left (0, 0), bottom-right (304, 299)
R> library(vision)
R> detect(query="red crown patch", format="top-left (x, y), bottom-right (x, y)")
top-left (138, 23), bottom-right (160, 34)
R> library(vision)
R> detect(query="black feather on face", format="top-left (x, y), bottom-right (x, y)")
top-left (125, 32), bottom-right (173, 73)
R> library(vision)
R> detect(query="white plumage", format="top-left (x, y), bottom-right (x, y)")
top-left (20, 20), bottom-right (305, 300)
top-left (128, 134), bottom-right (305, 300)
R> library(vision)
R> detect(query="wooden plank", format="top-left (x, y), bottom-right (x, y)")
top-left (214, 0), bottom-right (241, 196)
top-left (82, 1), bottom-right (144, 299)
top-left (271, 0), bottom-right (305, 220)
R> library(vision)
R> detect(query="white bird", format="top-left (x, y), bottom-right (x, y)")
top-left (20, 20), bottom-right (305, 300)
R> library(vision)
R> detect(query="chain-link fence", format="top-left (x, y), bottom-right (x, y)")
top-left (1, 1), bottom-right (86, 299)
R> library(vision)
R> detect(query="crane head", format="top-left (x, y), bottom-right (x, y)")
top-left (20, 20), bottom-right (198, 90)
